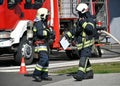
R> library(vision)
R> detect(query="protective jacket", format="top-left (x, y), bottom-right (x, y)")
top-left (33, 20), bottom-right (50, 52)
top-left (66, 14), bottom-right (95, 50)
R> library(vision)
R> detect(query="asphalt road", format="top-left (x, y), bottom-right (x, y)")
top-left (0, 71), bottom-right (120, 86)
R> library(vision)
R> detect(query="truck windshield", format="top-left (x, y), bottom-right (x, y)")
top-left (0, 0), bottom-right (3, 5)
top-left (24, 0), bottom-right (45, 9)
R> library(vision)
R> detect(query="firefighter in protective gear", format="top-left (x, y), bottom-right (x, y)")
top-left (32, 8), bottom-right (52, 82)
top-left (65, 3), bottom-right (95, 81)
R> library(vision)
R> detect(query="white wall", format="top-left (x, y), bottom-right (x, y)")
top-left (109, 0), bottom-right (120, 43)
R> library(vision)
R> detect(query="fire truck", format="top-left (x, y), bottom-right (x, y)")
top-left (0, 0), bottom-right (109, 64)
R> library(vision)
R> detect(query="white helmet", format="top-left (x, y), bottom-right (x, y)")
top-left (36, 8), bottom-right (49, 20)
top-left (76, 3), bottom-right (88, 14)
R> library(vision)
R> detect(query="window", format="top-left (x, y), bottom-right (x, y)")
top-left (80, 0), bottom-right (90, 3)
top-left (0, 0), bottom-right (3, 5)
top-left (24, 0), bottom-right (45, 9)
top-left (8, 0), bottom-right (16, 9)
top-left (24, 0), bottom-right (32, 9)
top-left (8, 0), bottom-right (15, 4)
top-left (34, 0), bottom-right (44, 4)
top-left (33, 0), bottom-right (45, 9)
top-left (26, 0), bottom-right (32, 4)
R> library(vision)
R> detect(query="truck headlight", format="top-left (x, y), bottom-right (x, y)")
top-left (0, 32), bottom-right (10, 38)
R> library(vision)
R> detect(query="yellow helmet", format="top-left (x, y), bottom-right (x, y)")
top-left (36, 8), bottom-right (49, 20)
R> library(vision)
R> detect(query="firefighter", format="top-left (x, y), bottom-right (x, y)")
top-left (32, 8), bottom-right (52, 82)
top-left (64, 3), bottom-right (96, 81)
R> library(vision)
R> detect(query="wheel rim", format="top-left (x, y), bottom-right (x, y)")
top-left (22, 43), bottom-right (32, 59)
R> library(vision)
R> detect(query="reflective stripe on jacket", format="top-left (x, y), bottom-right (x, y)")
top-left (77, 38), bottom-right (94, 50)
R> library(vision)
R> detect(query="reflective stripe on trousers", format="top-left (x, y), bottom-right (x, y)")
top-left (35, 45), bottom-right (47, 52)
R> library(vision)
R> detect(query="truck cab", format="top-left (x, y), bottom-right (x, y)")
top-left (0, 0), bottom-right (46, 64)
top-left (0, 0), bottom-right (110, 64)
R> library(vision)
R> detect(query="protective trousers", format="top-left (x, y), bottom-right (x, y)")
top-left (78, 46), bottom-right (92, 73)
top-left (33, 51), bottom-right (49, 78)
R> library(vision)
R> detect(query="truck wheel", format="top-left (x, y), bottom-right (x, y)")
top-left (14, 36), bottom-right (34, 65)
top-left (65, 50), bottom-right (79, 59)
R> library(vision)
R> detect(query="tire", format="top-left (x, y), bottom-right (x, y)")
top-left (65, 50), bottom-right (79, 60)
top-left (14, 36), bottom-right (34, 65)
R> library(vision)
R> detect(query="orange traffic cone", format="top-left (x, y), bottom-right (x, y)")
top-left (19, 56), bottom-right (28, 74)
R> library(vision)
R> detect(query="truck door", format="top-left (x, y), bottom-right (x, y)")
top-left (6, 0), bottom-right (23, 29)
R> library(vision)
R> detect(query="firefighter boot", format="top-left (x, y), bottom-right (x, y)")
top-left (32, 75), bottom-right (42, 82)
top-left (84, 70), bottom-right (94, 79)
top-left (41, 72), bottom-right (52, 81)
top-left (73, 71), bottom-right (84, 81)
top-left (32, 69), bottom-right (42, 82)
top-left (42, 76), bottom-right (52, 81)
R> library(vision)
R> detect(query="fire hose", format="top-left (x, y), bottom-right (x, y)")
top-left (100, 30), bottom-right (120, 45)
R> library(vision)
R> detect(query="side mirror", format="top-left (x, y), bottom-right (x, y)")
top-left (8, 0), bottom-right (16, 9)
top-left (8, 0), bottom-right (22, 9)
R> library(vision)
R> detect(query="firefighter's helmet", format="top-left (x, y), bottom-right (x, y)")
top-left (76, 3), bottom-right (88, 14)
top-left (36, 8), bottom-right (49, 20)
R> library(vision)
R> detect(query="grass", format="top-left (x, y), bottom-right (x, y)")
top-left (51, 62), bottom-right (120, 74)
top-left (93, 62), bottom-right (120, 73)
